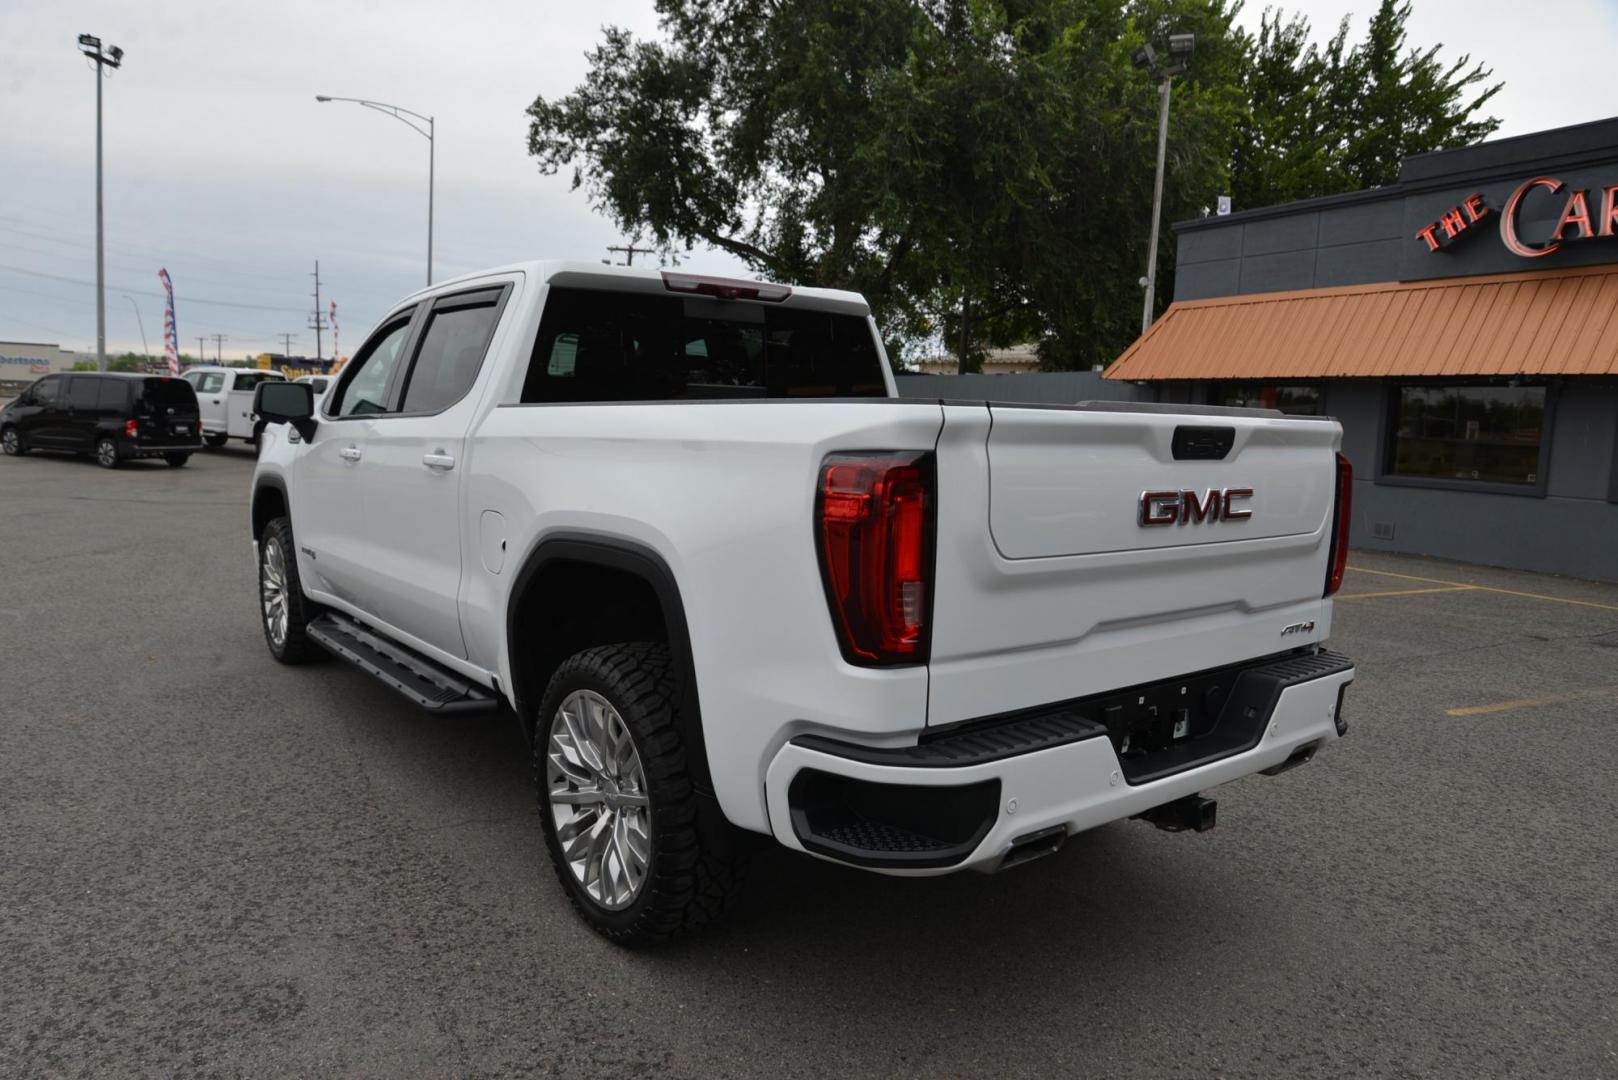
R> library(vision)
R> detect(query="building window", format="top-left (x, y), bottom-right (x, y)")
top-left (1215, 383), bottom-right (1321, 415)
top-left (1389, 384), bottom-right (1546, 486)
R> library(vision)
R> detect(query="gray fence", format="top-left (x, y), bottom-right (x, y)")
top-left (894, 371), bottom-right (1153, 404)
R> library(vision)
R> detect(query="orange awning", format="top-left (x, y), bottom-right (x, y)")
top-left (1106, 264), bottom-right (1618, 381)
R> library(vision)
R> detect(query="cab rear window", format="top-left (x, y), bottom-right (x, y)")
top-left (521, 287), bottom-right (887, 403)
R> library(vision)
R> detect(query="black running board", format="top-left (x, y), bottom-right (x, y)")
top-left (306, 612), bottom-right (499, 714)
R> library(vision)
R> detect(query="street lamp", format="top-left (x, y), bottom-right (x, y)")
top-left (78, 34), bottom-right (123, 370)
top-left (1134, 32), bottom-right (1194, 336)
top-left (122, 295), bottom-right (149, 363)
top-left (316, 95), bottom-right (435, 286)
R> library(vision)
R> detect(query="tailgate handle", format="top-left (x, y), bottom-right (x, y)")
top-left (1172, 425), bottom-right (1235, 461)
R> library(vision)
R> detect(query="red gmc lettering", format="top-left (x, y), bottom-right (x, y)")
top-left (1139, 488), bottom-right (1255, 527)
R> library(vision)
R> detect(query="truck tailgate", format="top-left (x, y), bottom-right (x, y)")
top-left (927, 403), bottom-right (1343, 727)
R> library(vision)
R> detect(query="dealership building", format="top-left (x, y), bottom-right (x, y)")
top-left (1108, 119), bottom-right (1618, 582)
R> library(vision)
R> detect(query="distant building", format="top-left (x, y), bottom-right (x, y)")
top-left (914, 344), bottom-right (1042, 375)
top-left (0, 340), bottom-right (78, 379)
top-left (1108, 117), bottom-right (1618, 582)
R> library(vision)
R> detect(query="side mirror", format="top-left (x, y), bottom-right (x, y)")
top-left (255, 381), bottom-right (317, 440)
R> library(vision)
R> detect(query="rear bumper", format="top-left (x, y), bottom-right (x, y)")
top-left (764, 650), bottom-right (1354, 875)
top-left (126, 441), bottom-right (200, 457)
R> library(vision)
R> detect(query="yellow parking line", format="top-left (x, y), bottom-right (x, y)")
top-left (1336, 585), bottom-right (1478, 600)
top-left (1447, 685), bottom-right (1618, 717)
top-left (1346, 566), bottom-right (1618, 612)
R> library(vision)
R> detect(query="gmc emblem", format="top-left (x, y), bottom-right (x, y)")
top-left (1139, 487), bottom-right (1254, 527)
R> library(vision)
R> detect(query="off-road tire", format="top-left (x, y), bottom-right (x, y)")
top-left (535, 643), bottom-right (748, 947)
top-left (258, 516), bottom-right (321, 664)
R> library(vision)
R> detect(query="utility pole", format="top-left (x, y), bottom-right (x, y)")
top-left (78, 34), bottom-right (123, 371)
top-left (210, 334), bottom-right (227, 363)
top-left (197, 336), bottom-right (207, 366)
top-left (1132, 33), bottom-right (1195, 336)
top-left (278, 332), bottom-right (298, 359)
top-left (606, 241), bottom-right (654, 266)
top-left (308, 260), bottom-right (328, 362)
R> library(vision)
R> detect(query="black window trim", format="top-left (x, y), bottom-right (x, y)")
top-left (1376, 379), bottom-right (1556, 499)
top-left (383, 283), bottom-right (514, 420)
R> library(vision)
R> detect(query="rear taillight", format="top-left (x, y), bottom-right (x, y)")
top-left (1324, 452), bottom-right (1352, 596)
top-left (815, 452), bottom-right (935, 666)
top-left (124, 419), bottom-right (138, 438)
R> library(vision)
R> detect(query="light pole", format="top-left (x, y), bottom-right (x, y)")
top-left (1133, 33), bottom-right (1194, 336)
top-left (122, 295), bottom-right (149, 363)
top-left (78, 34), bottom-right (123, 370)
top-left (316, 95), bottom-right (434, 285)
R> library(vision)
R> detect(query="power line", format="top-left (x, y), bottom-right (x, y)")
top-left (0, 263), bottom-right (307, 313)
top-left (210, 334), bottom-right (227, 362)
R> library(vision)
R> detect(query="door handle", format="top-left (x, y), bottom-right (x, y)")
top-left (339, 445), bottom-right (362, 462)
top-left (422, 450), bottom-right (456, 471)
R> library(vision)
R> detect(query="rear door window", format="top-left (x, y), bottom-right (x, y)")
top-left (196, 372), bottom-right (225, 394)
top-left (398, 287), bottom-right (507, 414)
top-left (97, 379), bottom-right (129, 410)
top-left (66, 377), bottom-right (100, 409)
top-left (232, 372), bottom-right (281, 393)
top-left (520, 287), bottom-right (887, 403)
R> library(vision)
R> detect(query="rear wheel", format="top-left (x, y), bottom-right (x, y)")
top-left (1, 426), bottom-right (23, 456)
top-left (164, 453), bottom-right (190, 467)
top-left (535, 643), bottom-right (747, 947)
top-left (95, 436), bottom-right (121, 469)
top-left (258, 516), bottom-right (320, 664)
top-left (204, 433), bottom-right (228, 449)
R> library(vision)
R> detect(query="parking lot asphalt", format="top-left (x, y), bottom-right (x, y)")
top-left (2, 448), bottom-right (1616, 1079)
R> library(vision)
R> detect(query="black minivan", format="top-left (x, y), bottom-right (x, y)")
top-left (0, 372), bottom-right (203, 467)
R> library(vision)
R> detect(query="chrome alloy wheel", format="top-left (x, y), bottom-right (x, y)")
top-left (260, 537), bottom-right (289, 648)
top-left (546, 689), bottom-right (652, 911)
top-left (1, 428), bottom-right (18, 455)
top-left (96, 438), bottom-right (117, 467)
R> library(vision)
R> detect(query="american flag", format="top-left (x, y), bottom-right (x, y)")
top-left (158, 268), bottom-right (179, 374)
top-left (330, 300), bottom-right (339, 366)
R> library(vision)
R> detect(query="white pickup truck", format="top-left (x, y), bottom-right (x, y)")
top-left (183, 366), bottom-right (284, 447)
top-left (250, 262), bottom-right (1356, 946)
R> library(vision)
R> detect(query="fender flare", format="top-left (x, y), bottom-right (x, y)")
top-left (250, 473), bottom-right (291, 540)
top-left (505, 533), bottom-right (712, 796)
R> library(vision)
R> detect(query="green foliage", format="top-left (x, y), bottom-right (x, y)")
top-left (73, 354), bottom-right (150, 372)
top-left (528, 0), bottom-right (1499, 370)
top-left (1230, 0), bottom-right (1501, 208)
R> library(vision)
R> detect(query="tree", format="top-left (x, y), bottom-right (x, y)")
top-left (1229, 0), bottom-right (1500, 209)
top-left (528, 0), bottom-right (1245, 371)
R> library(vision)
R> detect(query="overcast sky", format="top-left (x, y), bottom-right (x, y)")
top-left (3, 0), bottom-right (1615, 359)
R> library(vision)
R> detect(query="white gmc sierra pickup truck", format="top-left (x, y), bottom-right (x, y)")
top-left (250, 261), bottom-right (1356, 946)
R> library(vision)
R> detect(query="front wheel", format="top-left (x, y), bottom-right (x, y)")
top-left (535, 643), bottom-right (747, 947)
top-left (1, 426), bottom-right (23, 456)
top-left (165, 453), bottom-right (190, 467)
top-left (95, 436), bottom-right (121, 469)
top-left (258, 517), bottom-right (320, 664)
top-left (204, 433), bottom-right (228, 449)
